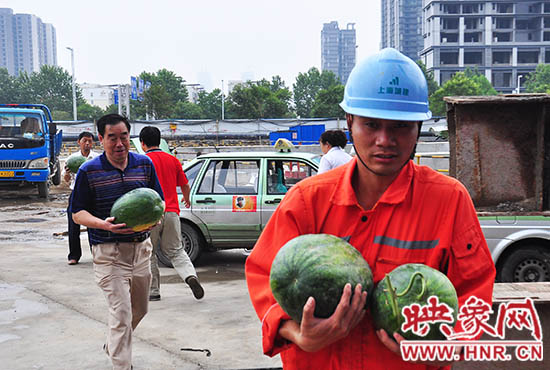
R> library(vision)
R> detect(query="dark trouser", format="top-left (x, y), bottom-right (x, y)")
top-left (67, 197), bottom-right (81, 262)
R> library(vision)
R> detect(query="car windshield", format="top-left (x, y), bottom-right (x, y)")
top-left (0, 113), bottom-right (44, 138)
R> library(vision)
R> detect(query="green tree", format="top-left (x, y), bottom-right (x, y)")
top-left (429, 72), bottom-right (490, 116)
top-left (524, 64), bottom-right (550, 93)
top-left (0, 68), bottom-right (20, 103)
top-left (293, 68), bottom-right (340, 117)
top-left (154, 69), bottom-right (189, 102)
top-left (175, 101), bottom-right (203, 119)
top-left (25, 65), bottom-right (84, 112)
top-left (226, 78), bottom-right (293, 119)
top-left (197, 88), bottom-right (223, 120)
top-left (310, 85), bottom-right (345, 118)
top-left (77, 103), bottom-right (105, 121)
top-left (51, 110), bottom-right (72, 121)
top-left (416, 61), bottom-right (439, 97)
top-left (103, 104), bottom-right (119, 115)
top-left (130, 99), bottom-right (146, 120)
top-left (14, 72), bottom-right (33, 103)
top-left (143, 85), bottom-right (173, 119)
top-left (136, 69), bottom-right (190, 119)
top-left (464, 68), bottom-right (498, 96)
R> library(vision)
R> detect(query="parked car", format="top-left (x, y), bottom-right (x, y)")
top-left (158, 148), bottom-right (320, 264)
top-left (159, 146), bottom-right (550, 283)
top-left (479, 215), bottom-right (550, 282)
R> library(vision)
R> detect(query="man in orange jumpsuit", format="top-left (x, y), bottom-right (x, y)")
top-left (245, 48), bottom-right (496, 369)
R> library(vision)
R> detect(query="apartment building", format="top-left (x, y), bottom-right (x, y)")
top-left (0, 8), bottom-right (57, 76)
top-left (381, 0), bottom-right (424, 61)
top-left (321, 21), bottom-right (357, 84)
top-left (421, 0), bottom-right (550, 93)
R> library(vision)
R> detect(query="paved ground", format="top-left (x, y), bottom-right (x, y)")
top-left (1, 184), bottom-right (548, 369)
top-left (0, 185), bottom-right (282, 370)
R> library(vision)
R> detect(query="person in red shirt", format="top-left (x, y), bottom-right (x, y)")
top-left (139, 126), bottom-right (204, 301)
top-left (245, 48), bottom-right (496, 369)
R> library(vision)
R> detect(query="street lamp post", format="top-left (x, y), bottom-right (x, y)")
top-left (516, 74), bottom-right (523, 94)
top-left (66, 47), bottom-right (77, 120)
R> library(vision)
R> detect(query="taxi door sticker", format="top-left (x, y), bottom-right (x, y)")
top-left (232, 195), bottom-right (257, 212)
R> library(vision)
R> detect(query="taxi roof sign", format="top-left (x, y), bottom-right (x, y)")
top-left (273, 138), bottom-right (295, 152)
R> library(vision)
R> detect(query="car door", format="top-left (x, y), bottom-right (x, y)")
top-left (260, 158), bottom-right (318, 228)
top-left (192, 158), bottom-right (261, 247)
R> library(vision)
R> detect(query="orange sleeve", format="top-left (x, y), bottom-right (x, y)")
top-left (446, 184), bottom-right (496, 338)
top-left (245, 185), bottom-right (313, 356)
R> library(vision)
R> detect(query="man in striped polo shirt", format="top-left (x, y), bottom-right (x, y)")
top-left (71, 114), bottom-right (163, 370)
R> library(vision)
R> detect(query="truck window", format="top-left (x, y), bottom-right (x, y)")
top-left (0, 113), bottom-right (43, 137)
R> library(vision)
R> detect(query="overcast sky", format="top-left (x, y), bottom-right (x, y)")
top-left (6, 0), bottom-right (381, 92)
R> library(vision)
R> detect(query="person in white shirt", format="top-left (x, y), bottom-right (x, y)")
top-left (62, 131), bottom-right (100, 265)
top-left (318, 129), bottom-right (352, 174)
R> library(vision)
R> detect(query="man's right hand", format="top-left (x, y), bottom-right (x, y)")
top-left (279, 283), bottom-right (367, 352)
top-left (103, 216), bottom-right (135, 234)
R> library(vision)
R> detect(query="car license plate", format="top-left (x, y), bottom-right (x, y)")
top-left (0, 171), bottom-right (14, 177)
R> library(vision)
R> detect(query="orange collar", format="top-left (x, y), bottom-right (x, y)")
top-left (330, 157), bottom-right (414, 208)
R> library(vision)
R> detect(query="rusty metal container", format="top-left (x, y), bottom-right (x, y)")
top-left (444, 94), bottom-right (550, 212)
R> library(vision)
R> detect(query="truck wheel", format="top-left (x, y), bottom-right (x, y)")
top-left (499, 245), bottom-right (550, 282)
top-left (38, 182), bottom-right (49, 199)
top-left (156, 222), bottom-right (204, 267)
top-left (52, 161), bottom-right (61, 186)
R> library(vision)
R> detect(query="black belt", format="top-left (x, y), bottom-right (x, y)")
top-left (129, 233), bottom-right (149, 243)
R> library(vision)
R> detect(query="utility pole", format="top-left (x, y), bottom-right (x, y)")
top-left (66, 47), bottom-right (77, 120)
top-left (125, 85), bottom-right (130, 119)
top-left (117, 85), bottom-right (122, 115)
top-left (221, 79), bottom-right (225, 121)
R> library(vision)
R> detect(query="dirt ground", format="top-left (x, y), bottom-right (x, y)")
top-left (0, 184), bottom-right (282, 369)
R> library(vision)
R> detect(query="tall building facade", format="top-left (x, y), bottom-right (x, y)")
top-left (421, 0), bottom-right (550, 93)
top-left (321, 21), bottom-right (357, 84)
top-left (381, 0), bottom-right (424, 61)
top-left (0, 8), bottom-right (57, 76)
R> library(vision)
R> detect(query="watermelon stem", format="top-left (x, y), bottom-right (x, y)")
top-left (383, 272), bottom-right (426, 335)
top-left (396, 272), bottom-right (426, 300)
top-left (382, 274), bottom-right (400, 326)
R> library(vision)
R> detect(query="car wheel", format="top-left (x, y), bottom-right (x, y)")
top-left (499, 245), bottom-right (550, 282)
top-left (180, 222), bottom-right (203, 262)
top-left (156, 246), bottom-right (173, 268)
top-left (38, 182), bottom-right (49, 199)
top-left (157, 222), bottom-right (204, 267)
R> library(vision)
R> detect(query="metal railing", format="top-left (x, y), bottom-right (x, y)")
top-left (414, 151), bottom-right (449, 173)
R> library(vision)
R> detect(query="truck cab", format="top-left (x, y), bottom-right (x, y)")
top-left (0, 104), bottom-right (62, 198)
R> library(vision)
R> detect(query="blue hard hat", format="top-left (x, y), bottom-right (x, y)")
top-left (340, 48), bottom-right (432, 121)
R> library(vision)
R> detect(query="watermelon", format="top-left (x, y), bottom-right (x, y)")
top-left (270, 233), bottom-right (374, 323)
top-left (371, 263), bottom-right (458, 340)
top-left (66, 155), bottom-right (87, 173)
top-left (110, 188), bottom-right (165, 232)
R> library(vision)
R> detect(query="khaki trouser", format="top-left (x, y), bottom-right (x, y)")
top-left (92, 239), bottom-right (152, 370)
top-left (150, 212), bottom-right (197, 296)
